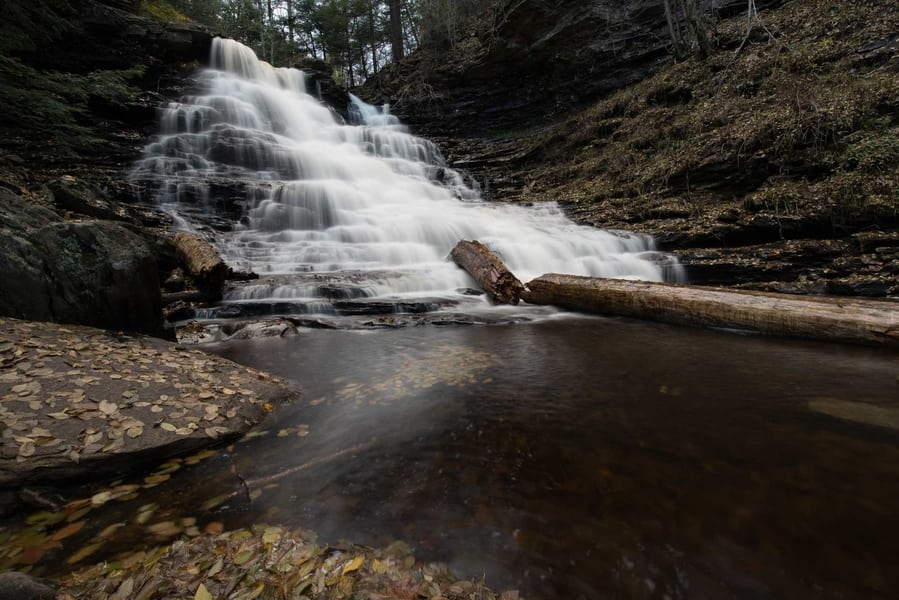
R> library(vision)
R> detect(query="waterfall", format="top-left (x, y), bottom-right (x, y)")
top-left (133, 38), bottom-right (681, 315)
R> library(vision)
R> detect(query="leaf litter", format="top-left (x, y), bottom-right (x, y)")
top-left (56, 525), bottom-right (510, 600)
top-left (0, 317), bottom-right (297, 485)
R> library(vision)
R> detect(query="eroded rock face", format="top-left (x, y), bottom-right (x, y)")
top-left (374, 0), bottom-right (779, 135)
top-left (0, 188), bottom-right (163, 335)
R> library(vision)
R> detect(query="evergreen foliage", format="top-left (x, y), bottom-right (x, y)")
top-left (140, 1), bottom-right (501, 88)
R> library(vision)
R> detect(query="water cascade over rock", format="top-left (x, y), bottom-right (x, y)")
top-left (133, 38), bottom-right (681, 322)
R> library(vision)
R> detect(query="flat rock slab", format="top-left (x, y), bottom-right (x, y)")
top-left (0, 318), bottom-right (298, 488)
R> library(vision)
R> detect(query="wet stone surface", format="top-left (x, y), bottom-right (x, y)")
top-left (0, 317), bottom-right (298, 492)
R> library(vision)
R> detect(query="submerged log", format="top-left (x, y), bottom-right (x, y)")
top-left (450, 240), bottom-right (525, 304)
top-left (523, 274), bottom-right (899, 348)
top-left (172, 232), bottom-right (230, 298)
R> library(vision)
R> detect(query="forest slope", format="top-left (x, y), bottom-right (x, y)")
top-left (376, 0), bottom-right (899, 296)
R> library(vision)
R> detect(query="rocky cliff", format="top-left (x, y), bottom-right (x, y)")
top-left (368, 0), bottom-right (778, 135)
top-left (0, 0), bottom-right (214, 334)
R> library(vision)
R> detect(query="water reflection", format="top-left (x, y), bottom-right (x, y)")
top-left (6, 317), bottom-right (898, 599)
top-left (206, 316), bottom-right (899, 599)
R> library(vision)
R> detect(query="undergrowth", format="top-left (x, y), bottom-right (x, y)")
top-left (523, 0), bottom-right (899, 233)
top-left (0, 55), bottom-right (145, 156)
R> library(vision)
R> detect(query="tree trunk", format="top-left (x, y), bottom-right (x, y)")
top-left (369, 2), bottom-right (379, 77)
top-left (172, 232), bottom-right (231, 299)
top-left (450, 240), bottom-right (524, 305)
top-left (522, 274), bottom-right (899, 348)
top-left (388, 0), bottom-right (404, 62)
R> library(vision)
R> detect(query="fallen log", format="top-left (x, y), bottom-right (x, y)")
top-left (523, 274), bottom-right (899, 348)
top-left (450, 240), bottom-right (524, 304)
top-left (172, 232), bottom-right (230, 298)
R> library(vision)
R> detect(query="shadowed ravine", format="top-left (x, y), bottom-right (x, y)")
top-left (88, 38), bottom-right (897, 598)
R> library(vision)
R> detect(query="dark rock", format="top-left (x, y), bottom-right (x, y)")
top-left (296, 56), bottom-right (350, 119)
top-left (48, 176), bottom-right (131, 222)
top-left (368, 0), bottom-right (780, 136)
top-left (164, 267), bottom-right (187, 292)
top-left (0, 572), bottom-right (56, 600)
top-left (0, 188), bottom-right (163, 335)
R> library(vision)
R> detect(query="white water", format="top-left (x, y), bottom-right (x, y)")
top-left (134, 38), bottom-right (681, 308)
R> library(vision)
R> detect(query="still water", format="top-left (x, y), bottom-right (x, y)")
top-left (10, 316), bottom-right (898, 599)
top-left (196, 316), bottom-right (897, 599)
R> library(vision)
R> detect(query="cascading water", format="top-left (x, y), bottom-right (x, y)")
top-left (133, 38), bottom-right (682, 321)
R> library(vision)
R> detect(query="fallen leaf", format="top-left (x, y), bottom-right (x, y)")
top-left (66, 542), bottom-right (102, 565)
top-left (194, 583), bottom-right (213, 600)
top-left (98, 400), bottom-right (118, 415)
top-left (233, 549), bottom-right (254, 565)
top-left (205, 521), bottom-right (224, 535)
top-left (342, 555), bottom-right (364, 575)
top-left (109, 577), bottom-right (134, 600)
top-left (51, 521), bottom-right (86, 541)
top-left (91, 491), bottom-right (113, 507)
top-left (143, 473), bottom-right (171, 486)
top-left (207, 557), bottom-right (224, 577)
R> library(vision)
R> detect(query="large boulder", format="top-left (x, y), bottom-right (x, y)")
top-left (0, 318), bottom-right (297, 494)
top-left (0, 188), bottom-right (163, 335)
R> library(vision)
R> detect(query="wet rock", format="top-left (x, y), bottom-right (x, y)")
top-left (163, 267), bottom-right (187, 292)
top-left (0, 572), bottom-right (56, 600)
top-left (0, 188), bottom-right (163, 335)
top-left (0, 317), bottom-right (297, 491)
top-left (47, 176), bottom-right (131, 222)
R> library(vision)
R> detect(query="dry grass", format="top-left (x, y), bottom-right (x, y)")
top-left (522, 0), bottom-right (899, 233)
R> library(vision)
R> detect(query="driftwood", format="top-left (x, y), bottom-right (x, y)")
top-left (450, 240), bottom-right (524, 304)
top-left (523, 274), bottom-right (899, 348)
top-left (172, 232), bottom-right (230, 298)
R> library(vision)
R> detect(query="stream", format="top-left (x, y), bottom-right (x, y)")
top-left (11, 315), bottom-right (898, 598)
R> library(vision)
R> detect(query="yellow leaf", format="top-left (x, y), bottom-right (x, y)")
top-left (247, 582), bottom-right (265, 599)
top-left (66, 542), bottom-right (102, 565)
top-left (342, 555), bottom-right (364, 575)
top-left (208, 557), bottom-right (224, 577)
top-left (91, 491), bottom-right (112, 506)
top-left (194, 583), bottom-right (213, 600)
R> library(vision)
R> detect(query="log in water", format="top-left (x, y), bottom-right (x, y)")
top-left (172, 232), bottom-right (230, 297)
top-left (450, 240), bottom-right (524, 304)
top-left (524, 274), bottom-right (899, 347)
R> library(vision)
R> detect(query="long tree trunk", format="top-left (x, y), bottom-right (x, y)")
top-left (369, 1), bottom-right (379, 77)
top-left (388, 0), bottom-right (404, 62)
top-left (522, 274), bottom-right (899, 348)
top-left (286, 0), bottom-right (295, 62)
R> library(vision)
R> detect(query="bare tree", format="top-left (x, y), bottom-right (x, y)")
top-left (388, 0), bottom-right (404, 62)
top-left (736, 0), bottom-right (783, 54)
top-left (662, 0), bottom-right (713, 59)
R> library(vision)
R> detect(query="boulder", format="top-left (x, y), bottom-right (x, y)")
top-left (0, 318), bottom-right (298, 493)
top-left (0, 572), bottom-right (55, 600)
top-left (0, 188), bottom-right (163, 335)
top-left (47, 176), bottom-right (131, 222)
